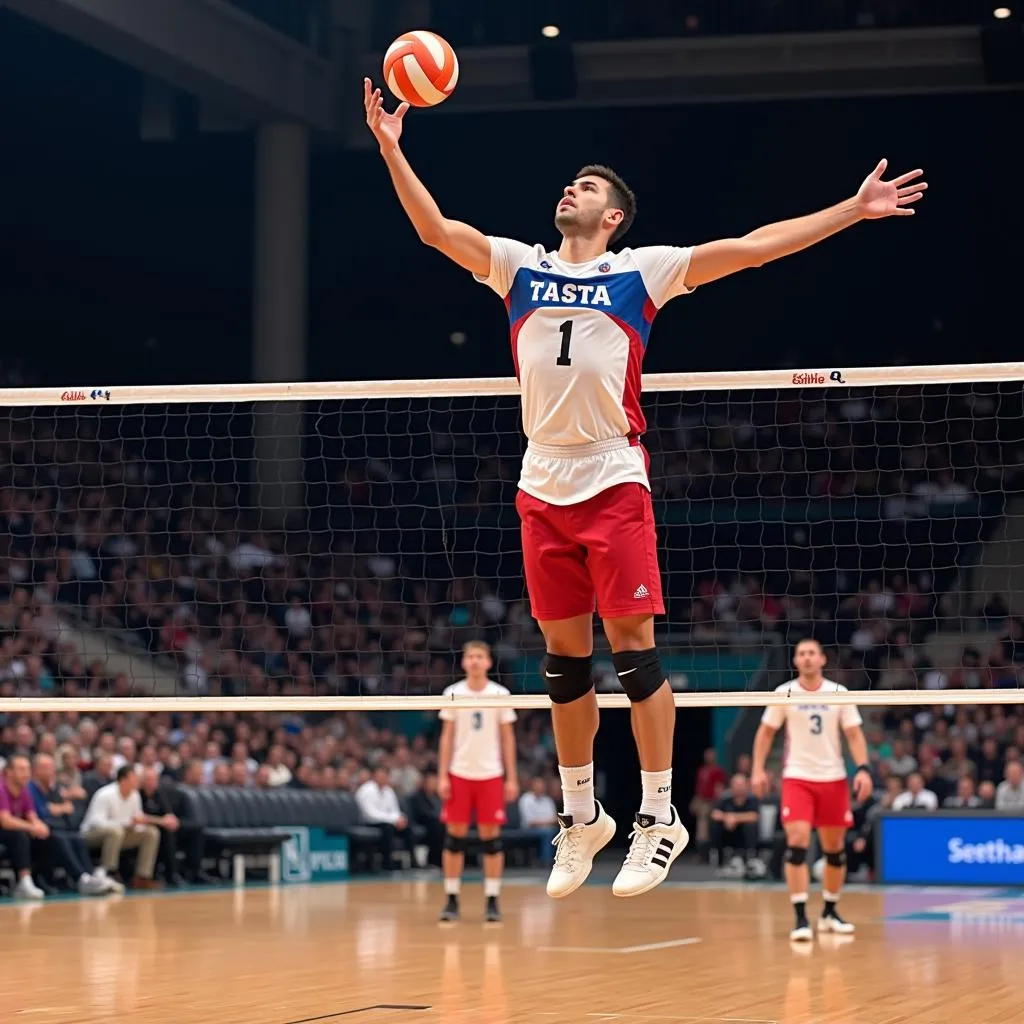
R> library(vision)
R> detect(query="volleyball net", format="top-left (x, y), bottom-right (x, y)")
top-left (1, 361), bottom-right (1022, 712)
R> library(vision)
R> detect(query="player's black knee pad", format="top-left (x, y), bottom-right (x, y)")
top-left (542, 653), bottom-right (593, 705)
top-left (612, 648), bottom-right (665, 703)
top-left (481, 837), bottom-right (503, 856)
top-left (825, 850), bottom-right (847, 868)
top-left (444, 833), bottom-right (467, 853)
top-left (785, 846), bottom-right (808, 866)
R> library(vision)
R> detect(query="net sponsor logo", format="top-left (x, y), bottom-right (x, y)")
top-left (948, 837), bottom-right (1024, 865)
top-left (791, 372), bottom-right (826, 385)
top-left (60, 389), bottom-right (111, 402)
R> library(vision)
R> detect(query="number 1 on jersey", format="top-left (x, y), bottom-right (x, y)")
top-left (556, 320), bottom-right (573, 366)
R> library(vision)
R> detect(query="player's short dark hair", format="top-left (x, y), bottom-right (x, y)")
top-left (794, 637), bottom-right (824, 653)
top-left (116, 764), bottom-right (134, 782)
top-left (577, 164), bottom-right (636, 244)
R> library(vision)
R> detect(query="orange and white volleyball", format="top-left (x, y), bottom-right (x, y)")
top-left (383, 30), bottom-right (459, 108)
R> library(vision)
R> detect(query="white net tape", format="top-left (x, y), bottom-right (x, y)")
top-left (1, 362), bottom-right (1022, 712)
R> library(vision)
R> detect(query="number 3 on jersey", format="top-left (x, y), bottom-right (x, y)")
top-left (471, 711), bottom-right (483, 730)
top-left (809, 713), bottom-right (823, 735)
top-left (556, 320), bottom-right (573, 366)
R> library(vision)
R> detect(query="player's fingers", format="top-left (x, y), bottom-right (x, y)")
top-left (892, 168), bottom-right (924, 186)
top-left (894, 207), bottom-right (916, 216)
top-left (871, 157), bottom-right (888, 179)
top-left (898, 182), bottom-right (927, 196)
top-left (897, 192), bottom-right (924, 205)
top-left (395, 102), bottom-right (410, 119)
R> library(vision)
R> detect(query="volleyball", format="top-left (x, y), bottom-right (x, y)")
top-left (383, 30), bottom-right (459, 108)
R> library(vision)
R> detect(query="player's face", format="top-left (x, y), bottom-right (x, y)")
top-left (461, 648), bottom-right (492, 678)
top-left (793, 643), bottom-right (826, 677)
top-left (554, 176), bottom-right (620, 239)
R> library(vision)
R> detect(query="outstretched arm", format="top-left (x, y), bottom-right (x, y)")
top-left (682, 158), bottom-right (927, 289)
top-left (364, 79), bottom-right (490, 277)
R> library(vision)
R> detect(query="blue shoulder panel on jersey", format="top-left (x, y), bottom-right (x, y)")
top-left (507, 268), bottom-right (655, 347)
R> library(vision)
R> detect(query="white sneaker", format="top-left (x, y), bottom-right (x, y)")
top-left (546, 802), bottom-right (616, 899)
top-left (612, 807), bottom-right (688, 898)
top-left (818, 911), bottom-right (855, 935)
top-left (78, 875), bottom-right (108, 896)
top-left (790, 923), bottom-right (813, 942)
top-left (15, 876), bottom-right (45, 901)
top-left (93, 868), bottom-right (124, 895)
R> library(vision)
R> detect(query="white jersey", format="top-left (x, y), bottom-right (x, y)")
top-left (439, 680), bottom-right (517, 781)
top-left (761, 679), bottom-right (863, 783)
top-left (474, 239), bottom-right (695, 505)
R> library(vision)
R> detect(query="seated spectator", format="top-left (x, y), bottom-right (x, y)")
top-left (885, 739), bottom-right (918, 779)
top-left (995, 760), bottom-right (1024, 812)
top-left (976, 737), bottom-right (1004, 785)
top-left (407, 768), bottom-right (444, 868)
top-left (28, 753), bottom-right (108, 895)
top-left (943, 775), bottom-right (984, 809)
top-left (690, 747), bottom-right (727, 854)
top-left (138, 767), bottom-right (187, 886)
top-left (355, 765), bottom-right (410, 871)
top-left (518, 775), bottom-right (559, 866)
top-left (82, 752), bottom-right (115, 799)
top-left (0, 754), bottom-right (48, 900)
top-left (80, 766), bottom-right (161, 890)
top-left (978, 780), bottom-right (998, 808)
top-left (891, 771), bottom-right (938, 811)
top-left (939, 738), bottom-right (977, 784)
top-left (710, 773), bottom-right (760, 875)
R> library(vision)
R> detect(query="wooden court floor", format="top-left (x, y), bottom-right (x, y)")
top-left (4, 879), bottom-right (1022, 1024)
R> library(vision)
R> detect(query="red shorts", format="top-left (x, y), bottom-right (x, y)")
top-left (441, 774), bottom-right (507, 827)
top-left (781, 778), bottom-right (853, 829)
top-left (516, 482), bottom-right (664, 621)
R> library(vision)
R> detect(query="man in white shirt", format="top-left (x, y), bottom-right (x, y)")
top-left (891, 772), bottom-right (939, 811)
top-left (438, 640), bottom-right (518, 923)
top-left (519, 776), bottom-right (559, 866)
top-left (355, 764), bottom-right (410, 872)
top-left (80, 765), bottom-right (161, 889)
top-left (752, 639), bottom-right (873, 942)
top-left (995, 760), bottom-right (1024, 812)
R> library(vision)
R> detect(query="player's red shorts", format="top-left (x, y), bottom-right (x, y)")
top-left (516, 482), bottom-right (664, 621)
top-left (781, 778), bottom-right (853, 829)
top-left (441, 774), bottom-right (507, 827)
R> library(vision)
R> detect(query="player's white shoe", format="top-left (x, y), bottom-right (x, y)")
top-left (818, 911), bottom-right (855, 935)
top-left (790, 923), bottom-right (814, 942)
top-left (612, 807), bottom-right (688, 898)
top-left (546, 802), bottom-right (616, 899)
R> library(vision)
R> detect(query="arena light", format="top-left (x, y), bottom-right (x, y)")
top-left (994, 7), bottom-right (1013, 18)
top-left (541, 24), bottom-right (561, 38)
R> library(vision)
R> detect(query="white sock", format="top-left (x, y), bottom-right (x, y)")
top-left (444, 878), bottom-right (461, 897)
top-left (639, 768), bottom-right (673, 824)
top-left (791, 892), bottom-right (809, 905)
top-left (823, 890), bottom-right (840, 904)
top-left (559, 763), bottom-right (596, 823)
top-left (484, 878), bottom-right (501, 899)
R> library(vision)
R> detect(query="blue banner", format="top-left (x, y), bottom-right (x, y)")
top-left (879, 814), bottom-right (1024, 886)
top-left (276, 827), bottom-right (350, 884)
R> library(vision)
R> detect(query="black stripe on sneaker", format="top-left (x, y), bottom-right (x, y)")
top-left (658, 839), bottom-right (674, 855)
top-left (652, 856), bottom-right (668, 868)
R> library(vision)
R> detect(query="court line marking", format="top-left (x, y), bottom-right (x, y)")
top-left (283, 1007), bottom-right (431, 1023)
top-left (538, 937), bottom-right (702, 954)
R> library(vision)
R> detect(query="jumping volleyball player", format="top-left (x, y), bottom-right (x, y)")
top-left (751, 639), bottom-right (873, 940)
top-left (364, 78), bottom-right (925, 899)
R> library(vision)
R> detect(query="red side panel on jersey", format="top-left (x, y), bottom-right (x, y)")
top-left (508, 306), bottom-right (533, 381)
top-left (605, 312), bottom-right (647, 438)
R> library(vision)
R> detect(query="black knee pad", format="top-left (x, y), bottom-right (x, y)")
top-left (443, 833), bottom-right (467, 854)
top-left (481, 837), bottom-right (503, 856)
top-left (612, 648), bottom-right (665, 703)
top-left (785, 846), bottom-right (808, 866)
top-left (542, 653), bottom-right (593, 705)
top-left (825, 850), bottom-right (847, 868)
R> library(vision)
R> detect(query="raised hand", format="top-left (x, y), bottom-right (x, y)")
top-left (364, 77), bottom-right (410, 152)
top-left (856, 158), bottom-right (928, 219)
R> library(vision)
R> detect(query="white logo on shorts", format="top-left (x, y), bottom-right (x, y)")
top-left (633, 584), bottom-right (650, 599)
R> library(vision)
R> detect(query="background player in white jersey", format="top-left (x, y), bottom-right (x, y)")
top-left (364, 79), bottom-right (924, 901)
top-left (751, 639), bottom-right (873, 941)
top-left (437, 641), bottom-right (518, 923)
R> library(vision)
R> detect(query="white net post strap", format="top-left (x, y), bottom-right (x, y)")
top-left (0, 690), bottom-right (1019, 713)
top-left (4, 361), bottom-right (1023, 406)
